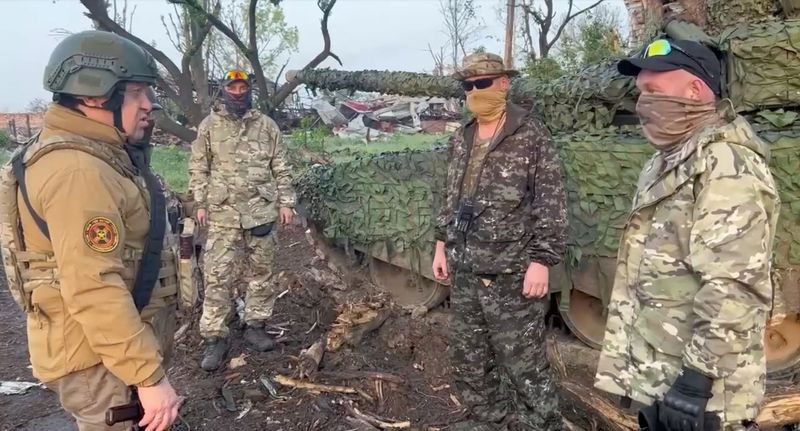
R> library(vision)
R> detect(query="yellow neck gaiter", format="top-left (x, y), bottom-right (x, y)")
top-left (466, 89), bottom-right (507, 123)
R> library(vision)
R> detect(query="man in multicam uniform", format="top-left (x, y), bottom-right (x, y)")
top-left (594, 38), bottom-right (780, 431)
top-left (431, 52), bottom-right (567, 431)
top-left (189, 69), bottom-right (296, 371)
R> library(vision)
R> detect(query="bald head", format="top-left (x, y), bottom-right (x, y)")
top-left (636, 69), bottom-right (716, 104)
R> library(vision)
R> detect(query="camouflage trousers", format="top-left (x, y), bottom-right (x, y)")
top-left (449, 270), bottom-right (561, 430)
top-left (199, 223), bottom-right (278, 338)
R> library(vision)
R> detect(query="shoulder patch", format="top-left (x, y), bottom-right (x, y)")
top-left (83, 216), bottom-right (120, 253)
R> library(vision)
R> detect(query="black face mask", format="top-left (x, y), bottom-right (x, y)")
top-left (126, 120), bottom-right (155, 170)
top-left (222, 88), bottom-right (253, 117)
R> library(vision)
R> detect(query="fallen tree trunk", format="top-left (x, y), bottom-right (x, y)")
top-left (547, 336), bottom-right (800, 429)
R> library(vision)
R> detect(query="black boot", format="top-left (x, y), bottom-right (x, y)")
top-left (244, 322), bottom-right (276, 352)
top-left (200, 336), bottom-right (229, 371)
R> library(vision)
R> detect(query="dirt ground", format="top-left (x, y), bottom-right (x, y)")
top-left (0, 224), bottom-right (466, 431)
top-left (2, 223), bottom-right (794, 431)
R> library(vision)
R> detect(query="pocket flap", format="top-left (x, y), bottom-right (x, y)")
top-left (634, 304), bottom-right (694, 357)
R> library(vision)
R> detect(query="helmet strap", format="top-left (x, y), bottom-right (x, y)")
top-left (101, 85), bottom-right (126, 133)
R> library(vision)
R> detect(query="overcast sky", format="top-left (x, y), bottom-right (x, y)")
top-left (0, 0), bottom-right (627, 112)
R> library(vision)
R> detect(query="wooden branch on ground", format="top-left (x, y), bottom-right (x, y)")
top-left (345, 417), bottom-right (380, 431)
top-left (547, 336), bottom-right (800, 429)
top-left (274, 374), bottom-right (374, 403)
top-left (314, 370), bottom-right (404, 385)
top-left (757, 392), bottom-right (800, 426)
top-left (298, 338), bottom-right (325, 378)
top-left (344, 402), bottom-right (411, 429)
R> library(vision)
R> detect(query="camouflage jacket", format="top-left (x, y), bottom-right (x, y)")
top-left (435, 102), bottom-right (567, 274)
top-left (594, 107), bottom-right (780, 424)
top-left (188, 107), bottom-right (296, 229)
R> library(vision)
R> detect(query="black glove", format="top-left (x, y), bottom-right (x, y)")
top-left (638, 402), bottom-right (661, 431)
top-left (658, 367), bottom-right (718, 431)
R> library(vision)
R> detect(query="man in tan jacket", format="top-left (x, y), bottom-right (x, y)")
top-left (0, 30), bottom-right (181, 431)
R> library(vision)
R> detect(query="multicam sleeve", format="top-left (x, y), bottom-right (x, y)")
top-left (268, 120), bottom-right (296, 208)
top-left (683, 142), bottom-right (777, 379)
top-left (434, 130), bottom-right (461, 242)
top-left (188, 117), bottom-right (211, 209)
top-left (526, 122), bottom-right (567, 267)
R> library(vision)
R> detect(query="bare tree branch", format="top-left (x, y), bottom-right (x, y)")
top-left (162, 9), bottom-right (184, 53)
top-left (517, 0), bottom-right (605, 59)
top-left (549, 0), bottom-right (604, 51)
top-left (272, 0), bottom-right (341, 106)
top-left (172, 0), bottom-right (248, 55)
top-left (170, 0), bottom-right (270, 107)
top-left (273, 58), bottom-right (290, 94)
top-left (246, 0), bottom-right (271, 102)
top-left (180, 2), bottom-right (218, 77)
top-left (81, 0), bottom-right (183, 82)
top-left (155, 114), bottom-right (197, 142)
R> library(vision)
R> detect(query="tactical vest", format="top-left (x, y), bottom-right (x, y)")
top-left (0, 133), bottom-right (179, 313)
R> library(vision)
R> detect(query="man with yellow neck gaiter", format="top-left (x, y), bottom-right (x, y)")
top-left (432, 52), bottom-right (568, 431)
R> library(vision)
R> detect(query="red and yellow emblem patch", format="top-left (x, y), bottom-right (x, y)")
top-left (83, 216), bottom-right (120, 253)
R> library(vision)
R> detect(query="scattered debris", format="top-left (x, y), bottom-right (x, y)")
top-left (298, 338), bottom-right (326, 378)
top-left (236, 399), bottom-right (253, 420)
top-left (346, 417), bottom-right (381, 431)
top-left (274, 374), bottom-right (375, 403)
top-left (344, 401), bottom-right (411, 429)
top-left (0, 381), bottom-right (42, 395)
top-left (174, 322), bottom-right (191, 342)
top-left (314, 371), bottom-right (404, 385)
top-left (311, 95), bottom-right (461, 142)
top-left (327, 302), bottom-right (390, 351)
top-left (305, 310), bottom-right (321, 335)
top-left (410, 305), bottom-right (428, 319)
top-left (259, 375), bottom-right (289, 401)
top-left (228, 354), bottom-right (248, 370)
top-left (449, 394), bottom-right (461, 407)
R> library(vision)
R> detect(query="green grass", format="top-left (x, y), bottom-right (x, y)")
top-left (0, 146), bottom-right (190, 193)
top-left (151, 145), bottom-right (189, 193)
top-left (0, 132), bottom-right (446, 194)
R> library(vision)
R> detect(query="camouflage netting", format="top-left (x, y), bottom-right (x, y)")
top-left (719, 19), bottom-right (800, 111)
top-left (295, 117), bottom-right (800, 311)
top-left (295, 148), bottom-right (448, 264)
top-left (524, 61), bottom-right (637, 133)
top-left (554, 129), bottom-right (655, 258)
top-left (705, 0), bottom-right (779, 34)
top-left (296, 69), bottom-right (463, 99)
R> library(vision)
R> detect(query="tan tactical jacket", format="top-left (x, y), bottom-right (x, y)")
top-left (10, 104), bottom-right (178, 386)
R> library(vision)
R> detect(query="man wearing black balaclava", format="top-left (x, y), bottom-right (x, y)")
top-left (188, 70), bottom-right (297, 372)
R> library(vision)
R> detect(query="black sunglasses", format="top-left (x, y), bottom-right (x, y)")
top-left (461, 76), bottom-right (499, 92)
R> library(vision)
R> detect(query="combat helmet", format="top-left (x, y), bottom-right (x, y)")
top-left (147, 87), bottom-right (162, 111)
top-left (42, 30), bottom-right (159, 131)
